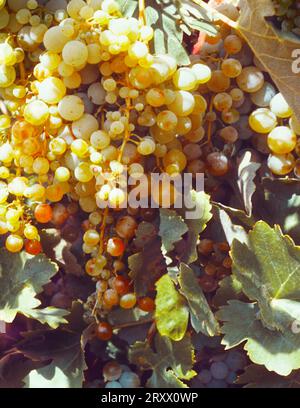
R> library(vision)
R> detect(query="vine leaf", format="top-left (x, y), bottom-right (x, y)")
top-left (0, 250), bottom-right (68, 328)
top-left (129, 333), bottom-right (196, 388)
top-left (145, 1), bottom-right (190, 65)
top-left (237, 364), bottom-right (300, 388)
top-left (178, 191), bottom-right (212, 264)
top-left (115, 0), bottom-right (138, 17)
top-left (237, 0), bottom-right (300, 119)
top-left (257, 178), bottom-right (300, 243)
top-left (155, 274), bottom-right (189, 341)
top-left (129, 237), bottom-right (166, 296)
top-left (178, 263), bottom-right (219, 336)
top-left (159, 209), bottom-right (188, 264)
top-left (217, 300), bottom-right (300, 376)
top-left (213, 275), bottom-right (243, 308)
top-left (231, 221), bottom-right (300, 332)
top-left (18, 329), bottom-right (86, 388)
top-left (212, 204), bottom-right (249, 246)
top-left (0, 352), bottom-right (44, 388)
top-left (133, 221), bottom-right (157, 250)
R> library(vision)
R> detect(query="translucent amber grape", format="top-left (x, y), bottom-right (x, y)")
top-left (267, 126), bottom-right (296, 154)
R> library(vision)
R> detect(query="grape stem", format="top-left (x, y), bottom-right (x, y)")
top-left (99, 206), bottom-right (109, 255)
top-left (207, 96), bottom-right (214, 145)
top-left (138, 0), bottom-right (146, 25)
top-left (191, 0), bottom-right (238, 28)
top-left (117, 73), bottom-right (132, 162)
top-left (19, 62), bottom-right (26, 83)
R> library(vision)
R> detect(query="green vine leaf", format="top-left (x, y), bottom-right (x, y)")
top-left (18, 329), bottom-right (86, 388)
top-left (217, 300), bottom-right (300, 376)
top-left (159, 208), bottom-right (188, 264)
top-left (212, 275), bottom-right (243, 308)
top-left (178, 191), bottom-right (212, 264)
top-left (155, 274), bottom-right (189, 341)
top-left (115, 0), bottom-right (138, 17)
top-left (257, 178), bottom-right (300, 243)
top-left (178, 263), bottom-right (219, 336)
top-left (133, 221), bottom-right (157, 250)
top-left (237, 364), bottom-right (300, 388)
top-left (129, 333), bottom-right (196, 388)
top-left (129, 236), bottom-right (166, 296)
top-left (0, 250), bottom-right (68, 328)
top-left (145, 1), bottom-right (189, 65)
top-left (231, 221), bottom-right (300, 332)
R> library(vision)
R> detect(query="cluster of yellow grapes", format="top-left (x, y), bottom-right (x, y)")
top-left (249, 93), bottom-right (300, 177)
top-left (0, 0), bottom-right (214, 316)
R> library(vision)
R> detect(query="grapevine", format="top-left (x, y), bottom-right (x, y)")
top-left (0, 0), bottom-right (299, 391)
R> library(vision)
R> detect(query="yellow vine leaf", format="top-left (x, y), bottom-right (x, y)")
top-left (237, 0), bottom-right (300, 119)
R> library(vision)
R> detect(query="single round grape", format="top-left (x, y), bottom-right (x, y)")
top-left (103, 361), bottom-right (122, 382)
top-left (250, 82), bottom-right (276, 107)
top-left (116, 215), bottom-right (137, 239)
top-left (267, 153), bottom-right (295, 175)
top-left (119, 293), bottom-right (136, 309)
top-left (210, 361), bottom-right (229, 380)
top-left (224, 34), bottom-right (242, 54)
top-left (34, 203), bottom-right (53, 223)
top-left (138, 297), bottom-right (155, 312)
top-left (191, 63), bottom-right (212, 84)
top-left (43, 25), bottom-right (69, 53)
top-left (236, 66), bottom-right (264, 93)
top-left (163, 148), bottom-right (187, 172)
top-left (267, 126), bottom-right (296, 154)
top-left (225, 350), bottom-right (247, 371)
top-left (62, 40), bottom-right (88, 68)
top-left (107, 237), bottom-right (125, 257)
top-left (219, 126), bottom-right (239, 143)
top-left (25, 240), bottom-right (42, 255)
top-left (0, 65), bottom-right (16, 88)
top-left (146, 88), bottom-right (165, 107)
top-left (6, 234), bottom-right (24, 253)
top-left (167, 90), bottom-right (195, 117)
top-left (213, 92), bottom-right (233, 111)
top-left (118, 371), bottom-right (141, 388)
top-left (249, 108), bottom-right (277, 133)
top-left (221, 58), bottom-right (242, 78)
top-left (24, 100), bottom-right (49, 125)
top-left (58, 95), bottom-right (84, 121)
top-left (173, 67), bottom-right (197, 91)
top-left (206, 152), bottom-right (229, 176)
top-left (207, 70), bottom-right (230, 93)
top-left (95, 322), bottom-right (113, 341)
top-left (72, 113), bottom-right (99, 140)
top-left (156, 110), bottom-right (178, 131)
top-left (270, 92), bottom-right (293, 118)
